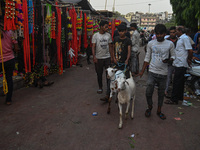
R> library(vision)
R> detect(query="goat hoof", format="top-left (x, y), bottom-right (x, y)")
top-left (125, 113), bottom-right (128, 120)
top-left (118, 124), bottom-right (122, 129)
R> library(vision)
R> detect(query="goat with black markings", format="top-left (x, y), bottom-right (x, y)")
top-left (106, 67), bottom-right (125, 114)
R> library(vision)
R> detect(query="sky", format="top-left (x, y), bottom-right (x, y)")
top-left (88, 0), bottom-right (173, 15)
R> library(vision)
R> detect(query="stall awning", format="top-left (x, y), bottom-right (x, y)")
top-left (61, 0), bottom-right (99, 15)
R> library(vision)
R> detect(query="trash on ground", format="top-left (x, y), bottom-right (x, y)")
top-left (86, 67), bottom-right (89, 70)
top-left (182, 100), bottom-right (190, 106)
top-left (178, 107), bottom-right (183, 109)
top-left (179, 112), bottom-right (184, 115)
top-left (130, 134), bottom-right (135, 138)
top-left (92, 112), bottom-right (98, 116)
top-left (195, 89), bottom-right (200, 96)
top-left (16, 132), bottom-right (19, 135)
top-left (197, 99), bottom-right (200, 102)
top-left (174, 117), bottom-right (181, 120)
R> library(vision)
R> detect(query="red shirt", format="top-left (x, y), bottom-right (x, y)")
top-left (0, 30), bottom-right (17, 63)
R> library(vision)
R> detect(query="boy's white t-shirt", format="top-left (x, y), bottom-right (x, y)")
top-left (92, 32), bottom-right (112, 59)
top-left (144, 39), bottom-right (175, 75)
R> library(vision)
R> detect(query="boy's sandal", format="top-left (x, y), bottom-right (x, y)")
top-left (97, 89), bottom-right (103, 94)
top-left (164, 100), bottom-right (178, 105)
top-left (157, 112), bottom-right (166, 120)
top-left (145, 108), bottom-right (152, 117)
top-left (44, 81), bottom-right (54, 86)
top-left (100, 96), bottom-right (109, 102)
top-left (5, 102), bottom-right (12, 105)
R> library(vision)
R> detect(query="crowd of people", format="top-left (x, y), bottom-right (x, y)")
top-left (92, 20), bottom-right (200, 120)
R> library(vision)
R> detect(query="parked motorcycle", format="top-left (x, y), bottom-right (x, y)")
top-left (185, 59), bottom-right (200, 95)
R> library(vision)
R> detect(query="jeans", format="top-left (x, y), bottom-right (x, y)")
top-left (95, 58), bottom-right (111, 96)
top-left (146, 72), bottom-right (167, 107)
top-left (165, 65), bottom-right (175, 93)
top-left (130, 52), bottom-right (139, 74)
top-left (0, 59), bottom-right (15, 102)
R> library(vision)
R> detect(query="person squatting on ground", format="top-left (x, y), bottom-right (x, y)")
top-left (137, 24), bottom-right (175, 120)
top-left (165, 26), bottom-right (193, 105)
top-left (165, 26), bottom-right (178, 98)
top-left (112, 24), bottom-right (132, 78)
top-left (129, 23), bottom-right (140, 76)
top-left (0, 22), bottom-right (19, 105)
top-left (92, 20), bottom-right (113, 101)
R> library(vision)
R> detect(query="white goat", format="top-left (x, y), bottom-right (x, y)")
top-left (116, 72), bottom-right (136, 129)
top-left (106, 67), bottom-right (125, 114)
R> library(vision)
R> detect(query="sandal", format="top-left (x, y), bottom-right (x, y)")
top-left (157, 112), bottom-right (166, 120)
top-left (5, 102), bottom-right (12, 105)
top-left (100, 96), bottom-right (109, 102)
top-left (145, 108), bottom-right (152, 117)
top-left (44, 81), bottom-right (54, 86)
top-left (97, 89), bottom-right (103, 94)
top-left (164, 100), bottom-right (178, 105)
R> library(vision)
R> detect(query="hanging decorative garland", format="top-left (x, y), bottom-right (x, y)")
top-left (115, 20), bottom-right (121, 27)
top-left (93, 21), bottom-right (99, 34)
top-left (15, 0), bottom-right (23, 37)
top-left (83, 13), bottom-right (88, 49)
top-left (4, 0), bottom-right (16, 31)
top-left (50, 11), bottom-right (56, 39)
top-left (87, 17), bottom-right (93, 36)
top-left (76, 16), bottom-right (82, 36)
top-left (67, 16), bottom-right (72, 40)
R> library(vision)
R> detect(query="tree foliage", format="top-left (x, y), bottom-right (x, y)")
top-left (165, 16), bottom-right (176, 29)
top-left (170, 0), bottom-right (200, 31)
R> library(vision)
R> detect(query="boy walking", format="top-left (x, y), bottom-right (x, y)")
top-left (113, 24), bottom-right (131, 78)
top-left (137, 24), bottom-right (175, 120)
top-left (92, 20), bottom-right (112, 100)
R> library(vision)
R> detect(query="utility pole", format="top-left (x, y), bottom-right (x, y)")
top-left (112, 0), bottom-right (116, 12)
top-left (105, 0), bottom-right (107, 10)
top-left (148, 4), bottom-right (151, 13)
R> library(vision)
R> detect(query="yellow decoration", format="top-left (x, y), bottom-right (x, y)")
top-left (0, 32), bottom-right (8, 94)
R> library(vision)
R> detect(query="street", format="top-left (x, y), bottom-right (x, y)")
top-left (0, 46), bottom-right (200, 150)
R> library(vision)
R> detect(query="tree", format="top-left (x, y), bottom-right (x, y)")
top-left (113, 11), bottom-right (123, 18)
top-left (170, 0), bottom-right (200, 31)
top-left (165, 16), bottom-right (176, 29)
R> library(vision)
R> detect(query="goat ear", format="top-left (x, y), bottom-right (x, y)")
top-left (114, 69), bottom-right (118, 73)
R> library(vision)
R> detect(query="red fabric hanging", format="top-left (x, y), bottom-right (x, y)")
top-left (83, 13), bottom-right (88, 49)
top-left (22, 0), bottom-right (31, 73)
top-left (68, 41), bottom-right (72, 67)
top-left (111, 19), bottom-right (116, 41)
top-left (32, 2), bottom-right (35, 66)
top-left (78, 11), bottom-right (82, 52)
top-left (69, 7), bottom-right (78, 65)
top-left (56, 3), bottom-right (63, 74)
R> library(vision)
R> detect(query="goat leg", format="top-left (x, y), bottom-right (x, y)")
top-left (107, 97), bottom-right (112, 114)
top-left (118, 103), bottom-right (123, 129)
top-left (131, 95), bottom-right (135, 119)
top-left (125, 101), bottom-right (130, 120)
